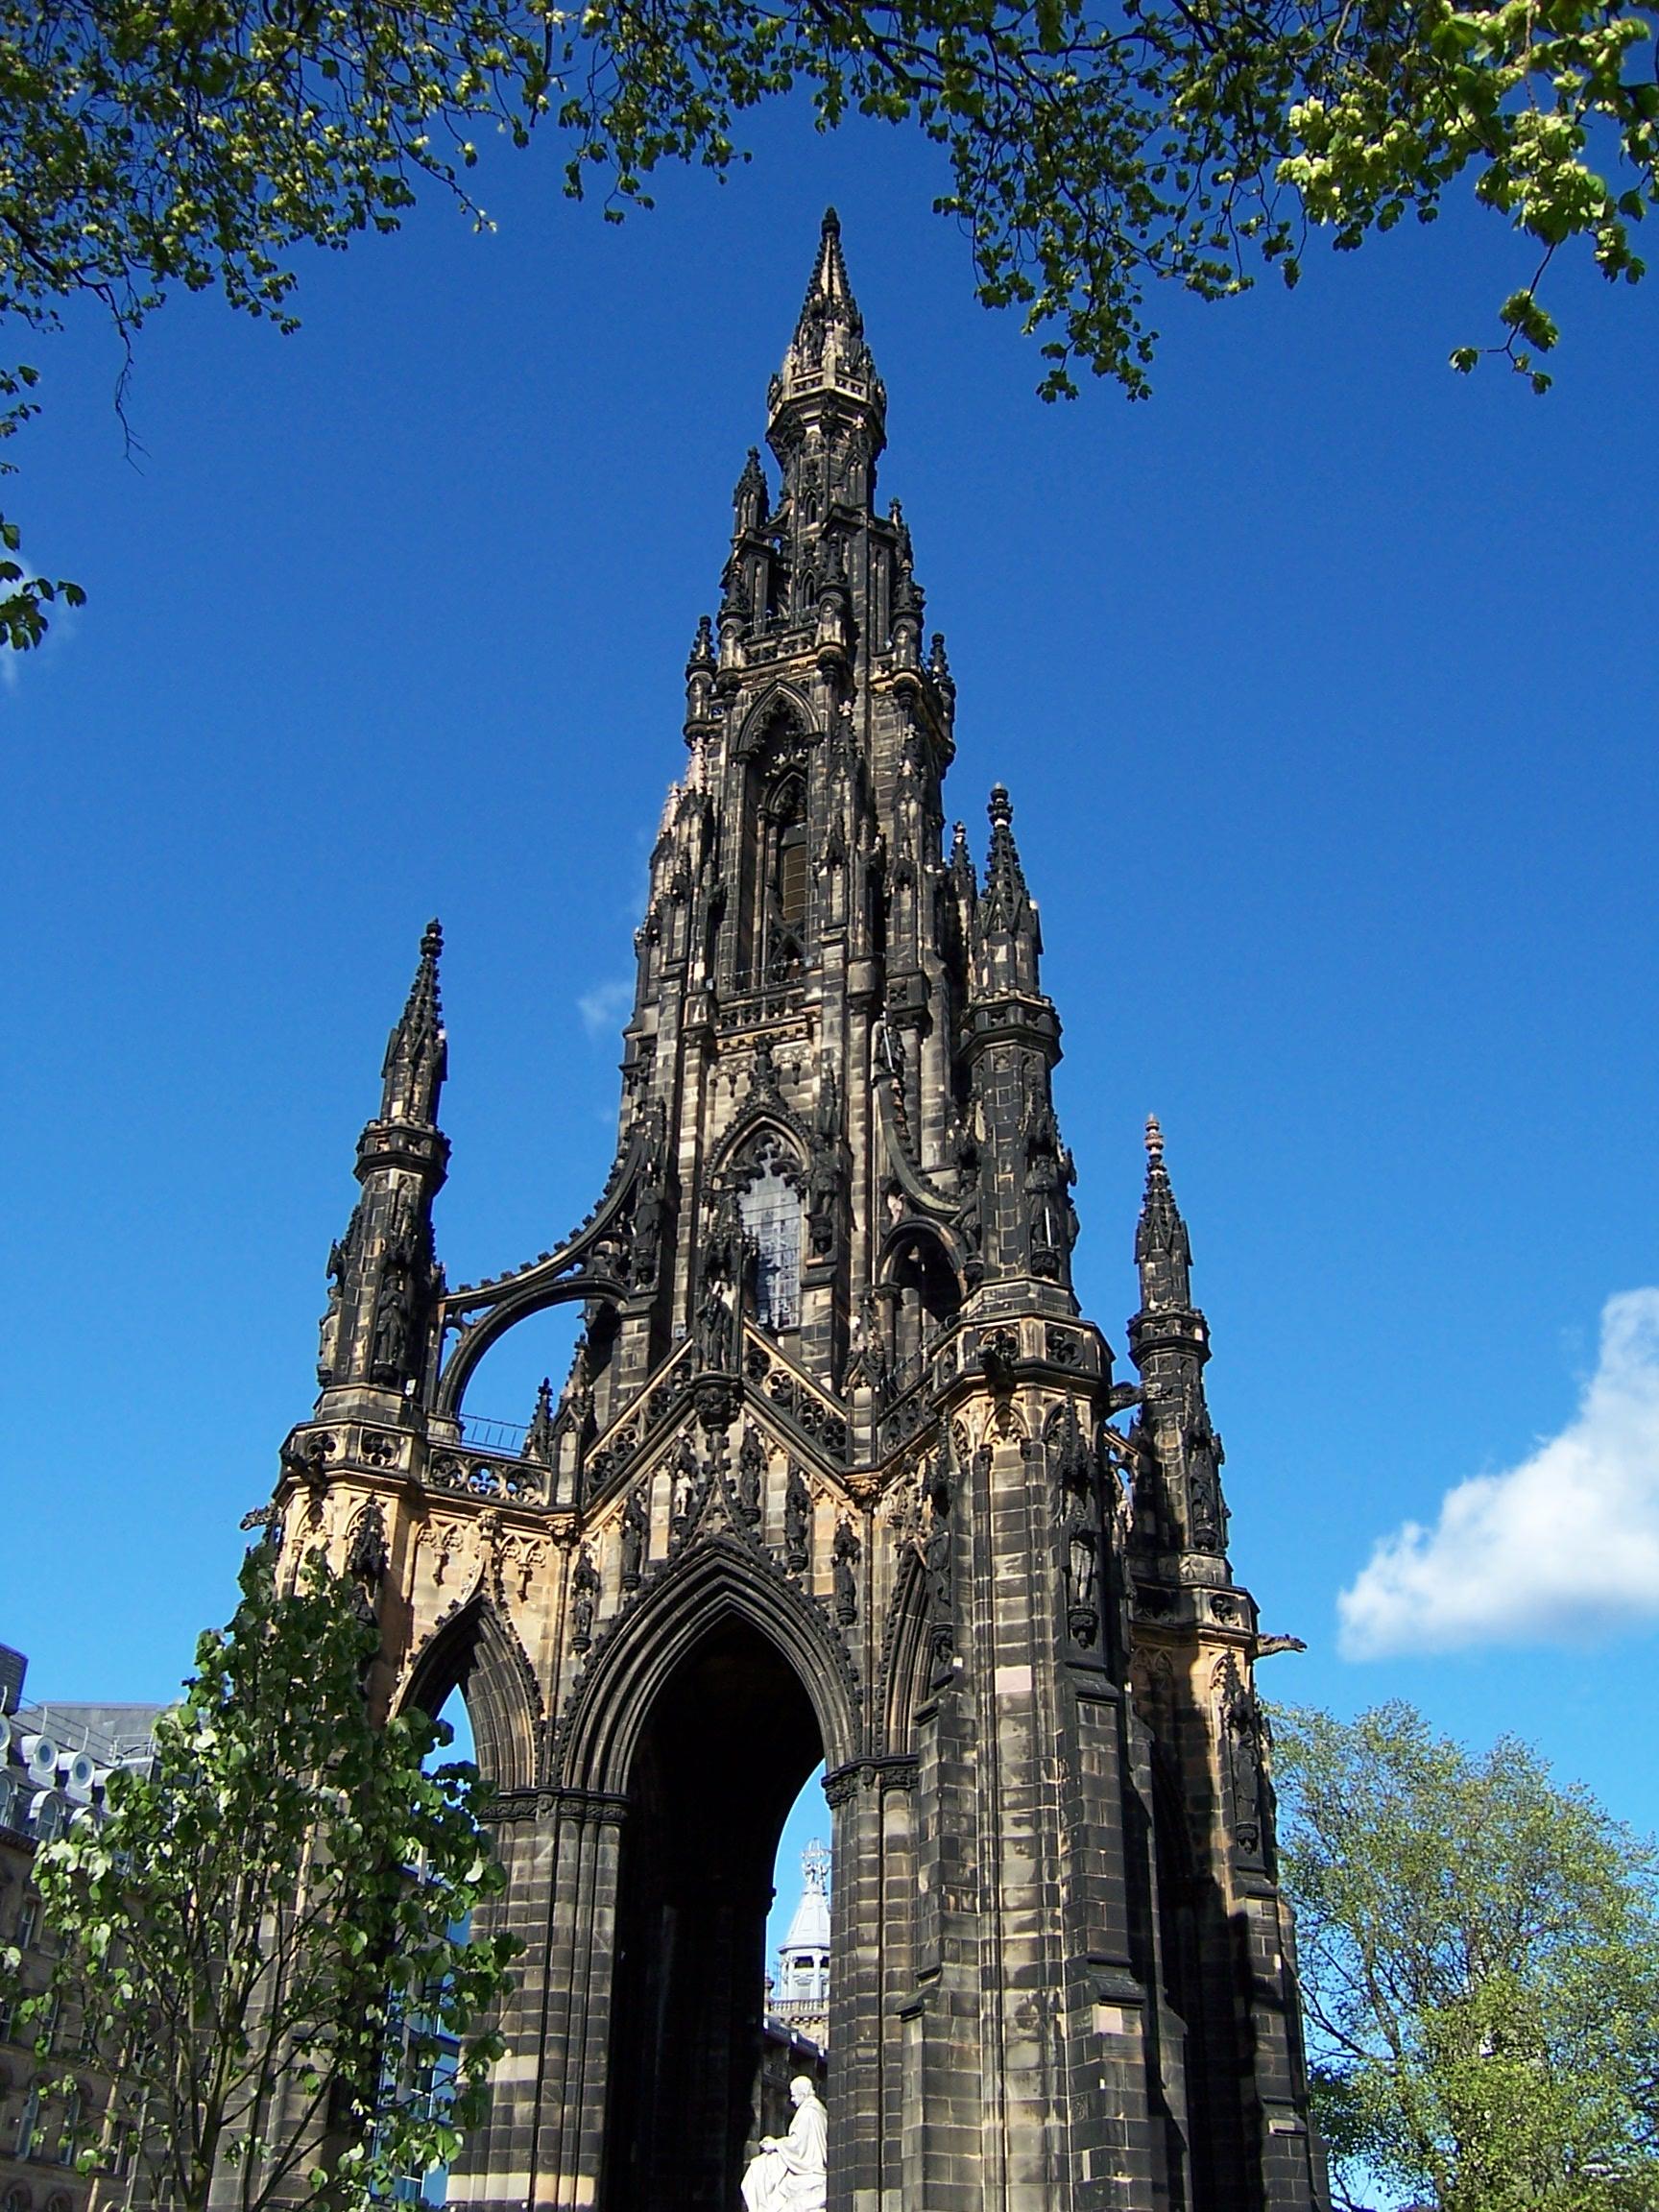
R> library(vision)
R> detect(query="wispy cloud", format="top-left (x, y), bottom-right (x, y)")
top-left (1338, 1288), bottom-right (1659, 1658)
top-left (577, 979), bottom-right (633, 1043)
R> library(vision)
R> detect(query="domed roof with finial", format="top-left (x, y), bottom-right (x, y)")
top-left (781, 1838), bottom-right (831, 1956)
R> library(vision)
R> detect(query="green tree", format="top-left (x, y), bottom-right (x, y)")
top-left (26, 1542), bottom-right (516, 2212)
top-left (1272, 1701), bottom-right (1659, 2212)
top-left (6, 0), bottom-right (1657, 647)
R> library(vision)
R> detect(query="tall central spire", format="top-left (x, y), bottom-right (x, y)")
top-left (768, 207), bottom-right (886, 515)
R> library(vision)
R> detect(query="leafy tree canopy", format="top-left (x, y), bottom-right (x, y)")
top-left (1272, 1700), bottom-right (1659, 2212)
top-left (23, 1542), bottom-right (516, 2212)
top-left (4, 0), bottom-right (1656, 642)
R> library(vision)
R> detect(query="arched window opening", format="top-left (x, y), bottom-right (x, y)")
top-left (761, 773), bottom-right (806, 979)
top-left (741, 1151), bottom-right (802, 1334)
top-left (778, 821), bottom-right (808, 930)
top-left (889, 1234), bottom-right (962, 1380)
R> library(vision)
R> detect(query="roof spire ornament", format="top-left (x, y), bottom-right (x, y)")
top-left (768, 210), bottom-right (886, 506)
top-left (1135, 1112), bottom-right (1192, 1311)
top-left (733, 446), bottom-right (768, 535)
top-left (379, 918), bottom-right (446, 1126)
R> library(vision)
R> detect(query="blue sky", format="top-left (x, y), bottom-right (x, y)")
top-left (6, 95), bottom-right (1659, 1949)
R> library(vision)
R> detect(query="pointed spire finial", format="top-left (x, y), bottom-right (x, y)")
top-left (988, 783), bottom-right (1013, 830)
top-left (1135, 1112), bottom-right (1191, 1306)
top-left (380, 917), bottom-right (447, 1126)
top-left (770, 213), bottom-right (885, 466)
top-left (733, 445), bottom-right (768, 534)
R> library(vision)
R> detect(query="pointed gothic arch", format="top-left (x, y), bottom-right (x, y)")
top-left (877, 1539), bottom-right (933, 1758)
top-left (554, 1533), bottom-right (858, 1796)
top-left (400, 1589), bottom-right (545, 1796)
top-left (733, 683), bottom-right (817, 762)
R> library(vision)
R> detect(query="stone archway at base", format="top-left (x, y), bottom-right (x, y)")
top-left (603, 1617), bottom-right (825, 2212)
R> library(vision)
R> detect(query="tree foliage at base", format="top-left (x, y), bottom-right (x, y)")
top-left (1272, 1701), bottom-right (1659, 2212)
top-left (5, 0), bottom-right (1657, 644)
top-left (27, 1543), bottom-right (516, 2212)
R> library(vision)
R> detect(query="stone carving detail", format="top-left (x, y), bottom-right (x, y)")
top-left (1050, 1405), bottom-right (1100, 1649)
top-left (423, 1520), bottom-right (465, 1588)
top-left (1185, 1397), bottom-right (1229, 1553)
top-left (670, 1436), bottom-right (701, 1536)
top-left (1021, 1075), bottom-right (1077, 1282)
top-left (345, 1500), bottom-right (388, 1609)
top-left (500, 1531), bottom-right (548, 1604)
top-left (832, 1518), bottom-right (860, 1625)
top-left (523, 1378), bottom-right (557, 1466)
top-left (630, 1102), bottom-right (671, 1291)
top-left (1215, 1652), bottom-right (1267, 1863)
top-left (783, 1462), bottom-right (812, 1575)
top-left (921, 1450), bottom-right (955, 1680)
top-left (737, 1423), bottom-right (767, 1524)
top-left (570, 1545), bottom-right (602, 1654)
top-left (317, 1204), bottom-right (359, 1384)
top-left (620, 1482), bottom-right (648, 1590)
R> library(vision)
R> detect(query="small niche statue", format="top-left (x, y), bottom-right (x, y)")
top-left (740, 2075), bottom-right (828, 2212)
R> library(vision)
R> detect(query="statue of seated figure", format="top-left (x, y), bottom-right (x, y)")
top-left (740, 2075), bottom-right (827, 2212)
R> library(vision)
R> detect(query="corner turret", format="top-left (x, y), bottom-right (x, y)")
top-left (313, 922), bottom-right (450, 1413)
top-left (1127, 1116), bottom-right (1230, 1569)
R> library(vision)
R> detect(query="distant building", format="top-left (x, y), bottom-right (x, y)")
top-left (0, 1651), bottom-right (162, 2212)
top-left (755, 1842), bottom-right (830, 2148)
top-left (770, 1841), bottom-right (830, 2049)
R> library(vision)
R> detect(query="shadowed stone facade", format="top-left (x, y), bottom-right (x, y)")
top-left (267, 213), bottom-right (1329, 2212)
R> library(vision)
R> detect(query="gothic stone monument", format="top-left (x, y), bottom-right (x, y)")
top-left (274, 213), bottom-right (1328, 2212)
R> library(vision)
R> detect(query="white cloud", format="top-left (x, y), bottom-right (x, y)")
top-left (577, 979), bottom-right (633, 1042)
top-left (1338, 1288), bottom-right (1659, 1658)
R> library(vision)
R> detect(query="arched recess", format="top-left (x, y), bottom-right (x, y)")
top-left (399, 1592), bottom-right (544, 1796)
top-left (734, 692), bottom-right (815, 986)
top-left (878, 1541), bottom-right (934, 1759)
top-left (733, 684), bottom-right (816, 763)
top-left (878, 1220), bottom-right (965, 1376)
top-left (571, 1551), bottom-right (849, 2212)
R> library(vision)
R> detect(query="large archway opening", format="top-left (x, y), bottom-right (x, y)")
top-left (604, 1616), bottom-right (826, 2212)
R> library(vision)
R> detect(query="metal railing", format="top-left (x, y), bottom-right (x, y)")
top-left (458, 1410), bottom-right (530, 1455)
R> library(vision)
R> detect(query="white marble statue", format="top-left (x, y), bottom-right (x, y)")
top-left (740, 2075), bottom-right (828, 2212)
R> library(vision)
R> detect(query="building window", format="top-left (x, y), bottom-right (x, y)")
top-left (778, 821), bottom-right (807, 928)
top-left (740, 1154), bottom-right (802, 1334)
top-left (14, 1898), bottom-right (38, 1952)
top-left (17, 2081), bottom-right (40, 2158)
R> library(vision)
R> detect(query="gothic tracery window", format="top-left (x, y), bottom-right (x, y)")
top-left (740, 1151), bottom-right (802, 1334)
top-left (762, 772), bottom-right (806, 976)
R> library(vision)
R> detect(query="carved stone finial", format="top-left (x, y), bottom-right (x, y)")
top-left (1145, 1114), bottom-right (1165, 1166)
top-left (988, 783), bottom-right (1013, 830)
